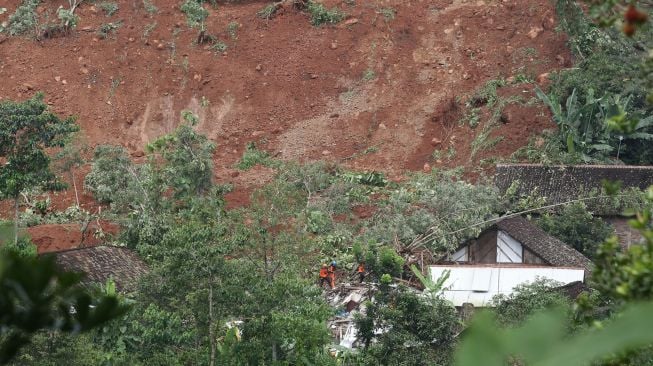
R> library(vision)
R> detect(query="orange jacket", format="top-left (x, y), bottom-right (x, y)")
top-left (319, 267), bottom-right (328, 278)
top-left (357, 264), bottom-right (365, 273)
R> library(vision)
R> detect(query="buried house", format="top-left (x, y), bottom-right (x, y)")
top-left (430, 216), bottom-right (592, 307)
top-left (44, 245), bottom-right (148, 293)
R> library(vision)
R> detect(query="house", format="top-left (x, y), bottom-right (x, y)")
top-left (494, 163), bottom-right (653, 248)
top-left (430, 216), bottom-right (591, 307)
top-left (44, 246), bottom-right (148, 292)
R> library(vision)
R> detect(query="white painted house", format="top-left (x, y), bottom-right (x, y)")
top-left (430, 216), bottom-right (592, 307)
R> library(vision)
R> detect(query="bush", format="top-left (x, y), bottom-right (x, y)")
top-left (491, 279), bottom-right (570, 327)
top-left (99, 2), bottom-right (119, 17)
top-left (537, 202), bottom-right (614, 259)
top-left (235, 142), bottom-right (274, 170)
top-left (378, 247), bottom-right (404, 277)
top-left (6, 0), bottom-right (40, 36)
top-left (306, 1), bottom-right (345, 26)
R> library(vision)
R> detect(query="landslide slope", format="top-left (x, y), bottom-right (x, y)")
top-left (0, 0), bottom-right (569, 212)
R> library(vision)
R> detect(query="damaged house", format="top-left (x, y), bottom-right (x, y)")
top-left (45, 245), bottom-right (148, 293)
top-left (495, 163), bottom-right (653, 249)
top-left (430, 216), bottom-right (592, 307)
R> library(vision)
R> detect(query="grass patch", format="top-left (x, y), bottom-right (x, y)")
top-left (142, 21), bottom-right (157, 39)
top-left (362, 68), bottom-right (376, 82)
top-left (143, 0), bottom-right (158, 15)
top-left (227, 21), bottom-right (238, 39)
top-left (377, 7), bottom-right (395, 21)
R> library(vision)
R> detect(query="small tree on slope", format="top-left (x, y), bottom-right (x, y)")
top-left (0, 93), bottom-right (78, 245)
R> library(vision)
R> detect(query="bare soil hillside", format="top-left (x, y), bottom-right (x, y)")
top-left (0, 0), bottom-right (570, 250)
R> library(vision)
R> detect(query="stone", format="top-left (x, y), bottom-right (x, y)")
top-left (156, 43), bottom-right (165, 50)
top-left (80, 67), bottom-right (89, 74)
top-left (343, 18), bottom-right (359, 26)
top-left (527, 26), bottom-right (543, 39)
top-left (252, 130), bottom-right (265, 137)
top-left (329, 113), bottom-right (339, 118)
top-left (423, 163), bottom-right (431, 173)
top-left (131, 150), bottom-right (145, 158)
top-left (255, 64), bottom-right (262, 71)
top-left (61, 80), bottom-right (67, 85)
top-left (230, 171), bottom-right (240, 178)
top-left (322, 150), bottom-right (331, 155)
top-left (556, 54), bottom-right (565, 66)
top-left (536, 72), bottom-right (550, 84)
top-left (330, 41), bottom-right (338, 49)
top-left (430, 137), bottom-right (442, 146)
top-left (54, 76), bottom-right (61, 82)
top-left (378, 123), bottom-right (387, 130)
top-left (310, 74), bottom-right (319, 79)
top-left (22, 83), bottom-right (34, 90)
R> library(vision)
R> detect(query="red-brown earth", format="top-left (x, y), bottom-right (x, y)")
top-left (0, 0), bottom-right (569, 251)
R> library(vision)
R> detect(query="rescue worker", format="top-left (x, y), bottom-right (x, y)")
top-left (319, 264), bottom-right (330, 288)
top-left (328, 260), bottom-right (337, 289)
top-left (356, 261), bottom-right (366, 283)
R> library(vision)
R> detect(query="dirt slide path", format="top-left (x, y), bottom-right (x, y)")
top-left (0, 0), bottom-right (569, 248)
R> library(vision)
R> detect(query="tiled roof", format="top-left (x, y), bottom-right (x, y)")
top-left (495, 164), bottom-right (653, 214)
top-left (496, 216), bottom-right (593, 273)
top-left (46, 246), bottom-right (148, 292)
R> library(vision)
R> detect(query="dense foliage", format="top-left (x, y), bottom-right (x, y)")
top-left (537, 202), bottom-right (614, 259)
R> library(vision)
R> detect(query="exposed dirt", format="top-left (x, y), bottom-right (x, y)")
top-left (27, 221), bottom-right (120, 253)
top-left (0, 0), bottom-right (570, 251)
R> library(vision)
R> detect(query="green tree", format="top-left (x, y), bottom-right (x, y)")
top-left (0, 94), bottom-right (78, 245)
top-left (537, 202), bottom-right (614, 259)
top-left (0, 250), bottom-right (128, 363)
top-left (356, 282), bottom-right (459, 365)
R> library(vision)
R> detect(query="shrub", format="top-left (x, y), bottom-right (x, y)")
top-left (235, 142), bottom-right (274, 170)
top-left (257, 4), bottom-right (277, 20)
top-left (491, 279), bottom-right (570, 327)
top-left (306, 1), bottom-right (345, 26)
top-left (181, 0), bottom-right (209, 30)
top-left (6, 0), bottom-right (40, 36)
top-left (378, 247), bottom-right (404, 277)
top-left (99, 2), bottom-right (119, 17)
top-left (97, 21), bottom-right (122, 39)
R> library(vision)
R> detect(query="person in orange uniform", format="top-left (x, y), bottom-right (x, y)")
top-left (319, 264), bottom-right (330, 289)
top-left (328, 260), bottom-right (337, 289)
top-left (356, 261), bottom-right (366, 283)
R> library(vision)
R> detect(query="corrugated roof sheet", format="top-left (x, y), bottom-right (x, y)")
top-left (45, 246), bottom-right (148, 292)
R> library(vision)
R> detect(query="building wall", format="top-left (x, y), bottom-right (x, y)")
top-left (604, 217), bottom-right (645, 250)
top-left (469, 230), bottom-right (497, 263)
top-left (523, 248), bottom-right (547, 265)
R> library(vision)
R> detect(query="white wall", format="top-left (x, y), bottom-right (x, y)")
top-left (429, 266), bottom-right (585, 307)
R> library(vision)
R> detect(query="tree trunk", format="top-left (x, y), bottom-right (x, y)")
top-left (71, 170), bottom-right (80, 208)
top-left (209, 280), bottom-right (216, 366)
top-left (13, 196), bottom-right (19, 246)
top-left (272, 343), bottom-right (278, 362)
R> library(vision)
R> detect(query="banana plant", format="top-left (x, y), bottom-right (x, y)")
top-left (536, 87), bottom-right (653, 161)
